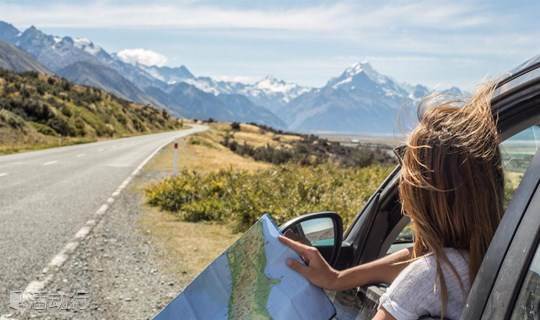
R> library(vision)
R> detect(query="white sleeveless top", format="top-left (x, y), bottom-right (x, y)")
top-left (379, 248), bottom-right (470, 320)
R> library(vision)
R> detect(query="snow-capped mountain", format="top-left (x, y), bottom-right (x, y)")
top-left (239, 76), bottom-right (312, 114)
top-left (0, 23), bottom-right (157, 104)
top-left (178, 74), bottom-right (312, 115)
top-left (13, 26), bottom-right (99, 71)
top-left (326, 62), bottom-right (411, 98)
top-left (138, 64), bottom-right (195, 84)
top-left (0, 21), bottom-right (287, 127)
top-left (285, 62), bottom-right (428, 134)
top-left (0, 19), bottom-right (467, 134)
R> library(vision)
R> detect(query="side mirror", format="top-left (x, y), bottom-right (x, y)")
top-left (280, 212), bottom-right (343, 267)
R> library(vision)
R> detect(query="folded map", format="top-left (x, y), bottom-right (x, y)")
top-left (153, 213), bottom-right (336, 319)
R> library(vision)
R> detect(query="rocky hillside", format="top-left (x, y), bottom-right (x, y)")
top-left (0, 69), bottom-right (181, 153)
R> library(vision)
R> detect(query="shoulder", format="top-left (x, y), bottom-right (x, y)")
top-left (378, 249), bottom-right (469, 320)
top-left (394, 255), bottom-right (438, 289)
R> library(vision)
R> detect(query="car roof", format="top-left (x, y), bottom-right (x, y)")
top-left (495, 54), bottom-right (540, 99)
top-left (508, 54), bottom-right (540, 77)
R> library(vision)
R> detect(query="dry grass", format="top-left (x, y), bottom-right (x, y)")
top-left (145, 127), bottom-right (271, 174)
top-left (230, 131), bottom-right (278, 147)
top-left (139, 204), bottom-right (239, 279)
top-left (137, 124), bottom-right (274, 280)
top-left (0, 127), bottom-right (97, 155)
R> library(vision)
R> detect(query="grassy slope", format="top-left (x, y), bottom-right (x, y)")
top-left (0, 69), bottom-right (181, 154)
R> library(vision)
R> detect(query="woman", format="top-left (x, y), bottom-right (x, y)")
top-left (279, 83), bottom-right (504, 320)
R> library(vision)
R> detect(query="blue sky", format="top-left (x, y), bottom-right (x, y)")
top-left (0, 0), bottom-right (538, 89)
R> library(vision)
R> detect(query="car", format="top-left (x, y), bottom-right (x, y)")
top-left (280, 54), bottom-right (540, 320)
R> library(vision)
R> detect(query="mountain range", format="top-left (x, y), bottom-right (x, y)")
top-left (0, 20), bottom-right (465, 134)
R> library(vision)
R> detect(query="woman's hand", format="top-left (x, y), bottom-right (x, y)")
top-left (278, 235), bottom-right (341, 290)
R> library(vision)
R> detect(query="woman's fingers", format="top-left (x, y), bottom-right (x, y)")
top-left (279, 235), bottom-right (311, 256)
top-left (287, 258), bottom-right (309, 277)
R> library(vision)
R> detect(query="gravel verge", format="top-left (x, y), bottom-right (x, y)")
top-left (11, 169), bottom-right (185, 319)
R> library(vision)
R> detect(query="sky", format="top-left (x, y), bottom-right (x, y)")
top-left (0, 0), bottom-right (538, 89)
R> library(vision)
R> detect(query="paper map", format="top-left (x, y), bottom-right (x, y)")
top-left (154, 214), bottom-right (336, 319)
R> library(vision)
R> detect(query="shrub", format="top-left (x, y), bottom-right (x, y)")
top-left (0, 109), bottom-right (25, 129)
top-left (47, 117), bottom-right (75, 136)
top-left (145, 164), bottom-right (392, 232)
top-left (230, 122), bottom-right (241, 131)
top-left (32, 122), bottom-right (57, 136)
top-left (221, 132), bottom-right (395, 168)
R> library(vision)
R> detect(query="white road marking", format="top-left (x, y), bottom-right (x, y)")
top-left (42, 160), bottom-right (58, 166)
top-left (98, 148), bottom-right (105, 152)
top-left (95, 204), bottom-right (109, 216)
top-left (0, 173), bottom-right (7, 177)
top-left (76, 153), bottom-right (85, 158)
top-left (74, 226), bottom-right (91, 239)
top-left (6, 127), bottom-right (205, 315)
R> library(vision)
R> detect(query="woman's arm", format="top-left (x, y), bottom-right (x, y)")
top-left (278, 236), bottom-right (412, 291)
top-left (372, 308), bottom-right (397, 320)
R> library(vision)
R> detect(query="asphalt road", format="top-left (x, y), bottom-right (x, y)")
top-left (0, 125), bottom-right (206, 314)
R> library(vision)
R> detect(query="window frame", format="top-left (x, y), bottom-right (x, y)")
top-left (478, 150), bottom-right (540, 319)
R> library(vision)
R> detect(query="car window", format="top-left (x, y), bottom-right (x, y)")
top-left (510, 242), bottom-right (540, 319)
top-left (501, 125), bottom-right (540, 208)
top-left (387, 125), bottom-right (540, 254)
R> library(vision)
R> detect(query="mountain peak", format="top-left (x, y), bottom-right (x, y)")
top-left (21, 25), bottom-right (46, 38)
top-left (73, 37), bottom-right (103, 55)
top-left (26, 25), bottom-right (41, 34)
top-left (344, 61), bottom-right (382, 80)
top-left (328, 61), bottom-right (389, 90)
top-left (349, 60), bottom-right (373, 71)
top-left (258, 75), bottom-right (282, 83)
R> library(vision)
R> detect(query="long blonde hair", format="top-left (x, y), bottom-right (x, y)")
top-left (398, 83), bottom-right (504, 316)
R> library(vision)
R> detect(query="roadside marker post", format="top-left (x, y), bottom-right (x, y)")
top-left (173, 142), bottom-right (179, 176)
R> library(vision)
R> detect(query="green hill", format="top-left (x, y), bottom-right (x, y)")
top-left (0, 69), bottom-right (182, 154)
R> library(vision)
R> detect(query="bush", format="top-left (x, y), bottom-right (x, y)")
top-left (230, 122), bottom-right (241, 131)
top-left (32, 122), bottom-right (57, 136)
top-left (221, 132), bottom-right (395, 168)
top-left (47, 116), bottom-right (76, 136)
top-left (0, 109), bottom-right (25, 129)
top-left (145, 164), bottom-right (392, 232)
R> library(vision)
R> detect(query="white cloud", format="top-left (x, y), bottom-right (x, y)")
top-left (0, 1), bottom-right (488, 32)
top-left (0, 2), bottom-right (350, 32)
top-left (117, 48), bottom-right (167, 67)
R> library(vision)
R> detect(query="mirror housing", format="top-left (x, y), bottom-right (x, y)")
top-left (280, 211), bottom-right (343, 266)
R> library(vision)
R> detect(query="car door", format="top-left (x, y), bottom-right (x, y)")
top-left (469, 147), bottom-right (540, 319)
